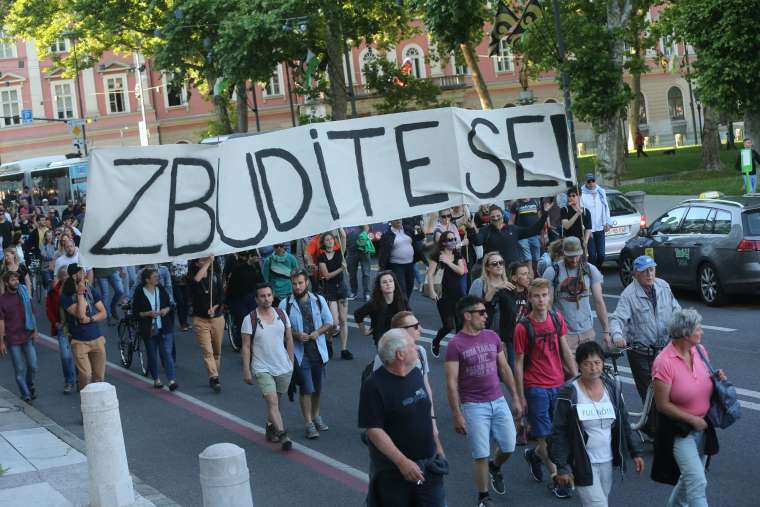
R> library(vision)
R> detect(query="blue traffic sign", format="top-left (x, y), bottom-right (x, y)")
top-left (21, 109), bottom-right (32, 124)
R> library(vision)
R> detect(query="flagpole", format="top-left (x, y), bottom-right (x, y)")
top-left (550, 0), bottom-right (580, 180)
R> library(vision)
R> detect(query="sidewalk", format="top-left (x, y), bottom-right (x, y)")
top-left (0, 385), bottom-right (180, 507)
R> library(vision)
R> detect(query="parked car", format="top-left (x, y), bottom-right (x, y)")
top-left (603, 190), bottom-right (645, 261)
top-left (618, 195), bottom-right (760, 306)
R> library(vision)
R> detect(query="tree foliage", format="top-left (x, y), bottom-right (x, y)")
top-left (363, 58), bottom-right (446, 113)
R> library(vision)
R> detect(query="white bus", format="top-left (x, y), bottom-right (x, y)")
top-left (0, 156), bottom-right (89, 207)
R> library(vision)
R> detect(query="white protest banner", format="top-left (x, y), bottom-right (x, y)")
top-left (80, 104), bottom-right (575, 268)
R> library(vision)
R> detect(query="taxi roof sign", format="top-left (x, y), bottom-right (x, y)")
top-left (698, 191), bottom-right (724, 199)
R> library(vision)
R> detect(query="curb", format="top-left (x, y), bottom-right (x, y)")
top-left (0, 384), bottom-right (181, 507)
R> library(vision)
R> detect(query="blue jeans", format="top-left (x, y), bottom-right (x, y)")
top-left (8, 340), bottom-right (37, 399)
top-left (668, 431), bottom-right (708, 507)
top-left (588, 230), bottom-right (606, 268)
top-left (96, 271), bottom-right (125, 319)
top-left (144, 332), bottom-right (176, 381)
top-left (372, 466), bottom-right (446, 506)
top-left (461, 397), bottom-right (516, 459)
top-left (744, 174), bottom-right (757, 193)
top-left (348, 252), bottom-right (371, 297)
top-left (57, 333), bottom-right (76, 386)
top-left (295, 355), bottom-right (324, 395)
top-left (389, 262), bottom-right (415, 300)
top-left (518, 236), bottom-right (541, 262)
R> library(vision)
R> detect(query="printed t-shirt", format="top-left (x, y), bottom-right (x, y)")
top-left (444, 329), bottom-right (503, 403)
top-left (514, 312), bottom-right (568, 388)
top-left (543, 262), bottom-right (603, 334)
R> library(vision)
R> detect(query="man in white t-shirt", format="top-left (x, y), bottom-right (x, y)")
top-left (54, 240), bottom-right (80, 274)
top-left (241, 283), bottom-right (295, 451)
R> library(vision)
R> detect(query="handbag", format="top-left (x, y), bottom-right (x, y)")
top-left (423, 265), bottom-right (443, 299)
top-left (696, 345), bottom-right (741, 429)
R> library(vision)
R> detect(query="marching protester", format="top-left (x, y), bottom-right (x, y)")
top-left (263, 243), bottom-right (299, 302)
top-left (609, 255), bottom-right (681, 437)
top-left (93, 266), bottom-right (125, 324)
top-left (241, 283), bottom-right (294, 451)
top-left (542, 236), bottom-right (611, 353)
top-left (133, 268), bottom-right (177, 391)
top-left (652, 308), bottom-right (724, 507)
top-left (432, 208), bottom-right (462, 245)
top-left (61, 264), bottom-right (107, 389)
top-left (560, 186), bottom-right (592, 251)
top-left (45, 266), bottom-right (76, 394)
top-left (317, 232), bottom-right (352, 360)
top-left (445, 295), bottom-right (523, 507)
top-left (355, 270), bottom-right (409, 347)
top-left (428, 231), bottom-right (467, 359)
top-left (360, 328), bottom-right (447, 506)
top-left (514, 278), bottom-right (577, 498)
top-left (347, 225), bottom-right (374, 302)
top-left (0, 247), bottom-right (31, 294)
top-left (378, 219), bottom-right (425, 301)
top-left (551, 341), bottom-right (645, 506)
top-left (537, 238), bottom-right (563, 278)
top-left (54, 239), bottom-right (80, 275)
top-left (0, 271), bottom-right (38, 402)
top-left (189, 256), bottom-right (225, 393)
top-left (170, 260), bottom-right (190, 331)
top-left (580, 174), bottom-right (611, 269)
top-left (510, 198), bottom-right (542, 274)
top-left (226, 251), bottom-right (263, 350)
top-left (280, 269), bottom-right (333, 439)
top-left (39, 229), bottom-right (56, 290)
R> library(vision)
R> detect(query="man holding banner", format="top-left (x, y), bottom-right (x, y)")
top-left (189, 256), bottom-right (226, 393)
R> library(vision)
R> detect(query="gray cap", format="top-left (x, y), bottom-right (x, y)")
top-left (562, 236), bottom-right (583, 257)
top-left (584, 172), bottom-right (595, 182)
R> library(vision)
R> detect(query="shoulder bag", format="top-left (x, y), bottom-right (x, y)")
top-left (696, 345), bottom-right (741, 429)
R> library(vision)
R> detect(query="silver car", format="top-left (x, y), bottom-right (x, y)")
top-left (604, 189), bottom-right (643, 261)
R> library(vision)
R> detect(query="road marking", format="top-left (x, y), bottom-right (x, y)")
top-left (35, 333), bottom-right (370, 492)
top-left (591, 309), bottom-right (735, 333)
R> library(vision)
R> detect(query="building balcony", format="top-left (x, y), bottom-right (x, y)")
top-left (350, 74), bottom-right (470, 99)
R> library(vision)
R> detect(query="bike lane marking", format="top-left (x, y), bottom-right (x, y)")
top-left (601, 294), bottom-right (736, 332)
top-left (36, 333), bottom-right (369, 492)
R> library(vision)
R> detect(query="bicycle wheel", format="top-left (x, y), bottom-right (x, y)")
top-left (117, 320), bottom-right (133, 368)
top-left (225, 312), bottom-right (240, 352)
top-left (131, 323), bottom-right (149, 377)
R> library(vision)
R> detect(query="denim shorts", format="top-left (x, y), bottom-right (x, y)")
top-left (461, 397), bottom-right (516, 460)
top-left (524, 386), bottom-right (559, 438)
top-left (295, 355), bottom-right (324, 395)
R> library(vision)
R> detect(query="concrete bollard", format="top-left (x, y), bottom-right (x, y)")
top-left (80, 382), bottom-right (135, 507)
top-left (199, 443), bottom-right (253, 507)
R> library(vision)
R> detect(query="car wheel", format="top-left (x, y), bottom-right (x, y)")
top-left (698, 262), bottom-right (726, 307)
top-left (619, 253), bottom-right (634, 287)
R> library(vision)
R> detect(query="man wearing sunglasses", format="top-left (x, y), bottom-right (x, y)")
top-left (445, 295), bottom-right (523, 507)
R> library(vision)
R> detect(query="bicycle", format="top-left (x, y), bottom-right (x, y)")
top-left (117, 302), bottom-right (148, 376)
top-left (603, 342), bottom-right (665, 442)
top-left (224, 310), bottom-right (240, 352)
top-left (27, 254), bottom-right (45, 303)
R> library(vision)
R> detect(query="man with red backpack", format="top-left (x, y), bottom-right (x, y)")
top-left (241, 282), bottom-right (294, 451)
top-left (513, 277), bottom-right (577, 499)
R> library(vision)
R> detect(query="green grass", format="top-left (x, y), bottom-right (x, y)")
top-left (618, 170), bottom-right (745, 195)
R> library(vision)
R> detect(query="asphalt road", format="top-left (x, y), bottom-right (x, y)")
top-left (1, 264), bottom-right (757, 507)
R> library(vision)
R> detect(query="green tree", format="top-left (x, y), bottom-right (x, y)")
top-left (363, 58), bottom-right (446, 113)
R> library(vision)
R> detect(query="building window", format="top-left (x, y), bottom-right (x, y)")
top-left (163, 73), bottom-right (187, 107)
top-left (52, 81), bottom-right (76, 119)
top-left (49, 39), bottom-right (68, 53)
top-left (667, 86), bottom-right (685, 121)
top-left (359, 49), bottom-right (377, 84)
top-left (660, 37), bottom-right (677, 59)
top-left (104, 75), bottom-right (128, 114)
top-left (263, 65), bottom-right (283, 97)
top-left (0, 32), bottom-right (16, 59)
top-left (0, 88), bottom-right (21, 127)
top-left (493, 39), bottom-right (514, 73)
top-left (402, 45), bottom-right (426, 79)
top-left (638, 92), bottom-right (648, 125)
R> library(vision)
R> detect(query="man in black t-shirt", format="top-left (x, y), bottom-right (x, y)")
top-left (359, 329), bottom-right (446, 506)
top-left (559, 187), bottom-right (592, 253)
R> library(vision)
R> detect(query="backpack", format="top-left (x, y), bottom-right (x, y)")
top-left (550, 261), bottom-right (590, 301)
top-left (518, 309), bottom-right (562, 370)
top-left (284, 293), bottom-right (324, 317)
top-left (247, 307), bottom-right (288, 346)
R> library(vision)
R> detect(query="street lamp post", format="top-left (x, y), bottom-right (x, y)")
top-left (66, 34), bottom-right (88, 156)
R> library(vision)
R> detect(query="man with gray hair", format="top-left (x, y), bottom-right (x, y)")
top-left (359, 329), bottom-right (446, 506)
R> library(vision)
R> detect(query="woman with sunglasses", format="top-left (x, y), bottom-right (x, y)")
top-left (354, 271), bottom-right (409, 347)
top-left (432, 208), bottom-right (462, 245)
top-left (429, 232), bottom-right (466, 358)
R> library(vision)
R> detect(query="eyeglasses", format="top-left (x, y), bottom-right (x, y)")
top-left (440, 214), bottom-right (452, 219)
top-left (466, 309), bottom-right (488, 316)
top-left (488, 260), bottom-right (505, 267)
top-left (401, 322), bottom-right (420, 330)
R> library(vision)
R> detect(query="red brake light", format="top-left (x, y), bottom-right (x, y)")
top-left (736, 239), bottom-right (760, 252)
top-left (640, 215), bottom-right (647, 229)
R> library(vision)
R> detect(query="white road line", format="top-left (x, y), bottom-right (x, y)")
top-left (36, 333), bottom-right (370, 484)
top-left (591, 310), bottom-right (735, 333)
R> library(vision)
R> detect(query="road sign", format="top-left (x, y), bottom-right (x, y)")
top-left (67, 118), bottom-right (85, 127)
top-left (21, 109), bottom-right (32, 124)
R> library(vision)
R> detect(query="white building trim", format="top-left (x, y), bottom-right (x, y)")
top-left (24, 40), bottom-right (45, 118)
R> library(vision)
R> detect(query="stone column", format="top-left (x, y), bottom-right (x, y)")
top-left (80, 382), bottom-right (135, 507)
top-left (199, 443), bottom-right (253, 507)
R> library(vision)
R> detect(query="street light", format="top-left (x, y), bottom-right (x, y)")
top-left (62, 31), bottom-right (88, 156)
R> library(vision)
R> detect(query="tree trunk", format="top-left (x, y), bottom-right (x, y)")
top-left (210, 74), bottom-right (232, 135)
top-left (324, 11), bottom-right (348, 120)
top-left (595, 113), bottom-right (625, 186)
top-left (461, 42), bottom-right (493, 110)
top-left (234, 81), bottom-right (249, 133)
top-left (744, 108), bottom-right (760, 150)
top-left (627, 69), bottom-right (641, 150)
top-left (702, 105), bottom-right (723, 171)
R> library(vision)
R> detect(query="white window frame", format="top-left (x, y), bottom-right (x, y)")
top-left (103, 73), bottom-right (130, 114)
top-left (50, 79), bottom-right (77, 120)
top-left (162, 73), bottom-right (188, 108)
top-left (358, 48), bottom-right (377, 85)
top-left (49, 39), bottom-right (69, 54)
top-left (402, 44), bottom-right (426, 79)
top-left (660, 37), bottom-right (678, 59)
top-left (0, 31), bottom-right (17, 59)
top-left (263, 64), bottom-right (284, 98)
top-left (493, 39), bottom-right (514, 73)
top-left (0, 85), bottom-right (23, 128)
top-left (667, 86), bottom-right (685, 121)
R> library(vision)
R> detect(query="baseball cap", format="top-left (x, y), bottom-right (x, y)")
top-left (584, 172), bottom-right (595, 182)
top-left (562, 236), bottom-right (583, 257)
top-left (633, 255), bottom-right (656, 272)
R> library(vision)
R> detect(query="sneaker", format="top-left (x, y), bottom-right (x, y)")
top-left (169, 381), bottom-right (179, 392)
top-left (29, 385), bottom-right (37, 400)
top-left (489, 461), bottom-right (506, 495)
top-left (278, 431), bottom-right (293, 451)
top-left (430, 340), bottom-right (440, 359)
top-left (265, 423), bottom-right (279, 443)
top-left (347, 294), bottom-right (356, 301)
top-left (313, 416), bottom-right (329, 432)
top-left (63, 384), bottom-right (73, 395)
top-left (477, 496), bottom-right (492, 507)
top-left (550, 480), bottom-right (573, 499)
top-left (305, 422), bottom-right (320, 439)
top-left (524, 448), bottom-right (544, 482)
top-left (516, 423), bottom-right (528, 446)
top-left (209, 377), bottom-right (222, 393)
top-left (341, 349), bottom-right (354, 360)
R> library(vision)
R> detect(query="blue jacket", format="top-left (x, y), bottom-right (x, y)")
top-left (279, 292), bottom-right (333, 365)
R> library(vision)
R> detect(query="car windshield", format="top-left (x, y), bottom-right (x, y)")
top-left (744, 210), bottom-right (760, 236)
top-left (608, 194), bottom-right (638, 217)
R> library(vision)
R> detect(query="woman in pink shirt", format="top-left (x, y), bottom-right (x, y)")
top-left (652, 309), bottom-right (727, 507)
